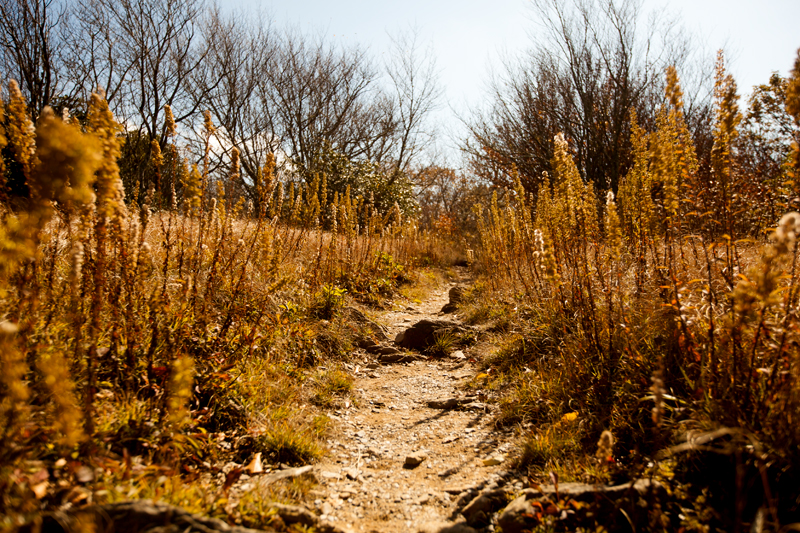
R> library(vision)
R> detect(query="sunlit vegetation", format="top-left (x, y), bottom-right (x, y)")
top-left (463, 48), bottom-right (800, 530)
top-left (0, 84), bottom-right (452, 530)
top-left (0, 0), bottom-right (799, 530)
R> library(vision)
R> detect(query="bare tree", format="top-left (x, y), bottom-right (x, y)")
top-left (67, 0), bottom-right (209, 200)
top-left (52, 0), bottom-right (439, 212)
top-left (63, 0), bottom-right (130, 108)
top-left (385, 28), bottom-right (442, 181)
top-left (264, 30), bottom-right (379, 173)
top-left (0, 0), bottom-right (67, 119)
top-left (191, 6), bottom-right (279, 206)
top-left (465, 0), bottom-right (700, 195)
top-left (69, 0), bottom-right (208, 132)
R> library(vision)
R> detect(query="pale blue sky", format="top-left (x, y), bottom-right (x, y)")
top-left (223, 0), bottom-right (800, 156)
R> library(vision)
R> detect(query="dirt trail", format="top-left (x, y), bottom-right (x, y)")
top-left (312, 276), bottom-right (520, 533)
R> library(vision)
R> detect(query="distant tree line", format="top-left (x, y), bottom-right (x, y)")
top-left (0, 0), bottom-right (441, 215)
top-left (462, 0), bottom-right (799, 234)
top-left (1, 0), bottom-right (796, 232)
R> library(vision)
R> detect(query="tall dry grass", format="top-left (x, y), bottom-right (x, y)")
top-left (0, 85), bottom-right (452, 529)
top-left (470, 52), bottom-right (800, 528)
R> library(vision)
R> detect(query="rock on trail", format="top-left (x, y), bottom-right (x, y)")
top-left (394, 319), bottom-right (472, 351)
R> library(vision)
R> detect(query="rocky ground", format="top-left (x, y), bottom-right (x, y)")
top-left (311, 278), bottom-right (522, 533)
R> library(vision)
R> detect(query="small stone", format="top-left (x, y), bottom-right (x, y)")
top-left (426, 398), bottom-right (467, 409)
top-left (417, 521), bottom-right (478, 533)
top-left (461, 489), bottom-right (509, 526)
top-left (438, 467), bottom-right (458, 478)
top-left (404, 452), bottom-right (427, 467)
top-left (379, 353), bottom-right (419, 364)
top-left (482, 455), bottom-right (505, 466)
top-left (463, 402), bottom-right (488, 412)
top-left (362, 343), bottom-right (381, 354)
top-left (245, 452), bottom-right (263, 474)
top-left (74, 465), bottom-right (94, 483)
top-left (268, 503), bottom-right (319, 527)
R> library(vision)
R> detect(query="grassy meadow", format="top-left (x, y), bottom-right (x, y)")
top-left (0, 84), bottom-right (457, 530)
top-left (456, 59), bottom-right (800, 529)
top-left (0, 28), bottom-right (799, 533)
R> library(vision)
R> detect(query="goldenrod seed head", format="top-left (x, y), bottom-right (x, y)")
top-left (596, 430), bottom-right (615, 462)
top-left (151, 140), bottom-right (164, 168)
top-left (774, 212), bottom-right (800, 253)
top-left (203, 110), bottom-right (216, 136)
top-left (164, 105), bottom-right (177, 136)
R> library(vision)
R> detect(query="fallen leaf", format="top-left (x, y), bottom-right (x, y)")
top-left (74, 465), bottom-right (94, 484)
top-left (64, 486), bottom-right (90, 506)
top-left (31, 481), bottom-right (49, 499)
top-left (561, 411), bottom-right (578, 423)
top-left (246, 452), bottom-right (263, 474)
top-left (30, 469), bottom-right (49, 484)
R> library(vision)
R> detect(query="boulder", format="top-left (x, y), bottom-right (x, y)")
top-left (460, 488), bottom-right (509, 527)
top-left (497, 479), bottom-right (666, 533)
top-left (441, 286), bottom-right (467, 314)
top-left (395, 319), bottom-right (470, 351)
top-left (33, 500), bottom-right (277, 533)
